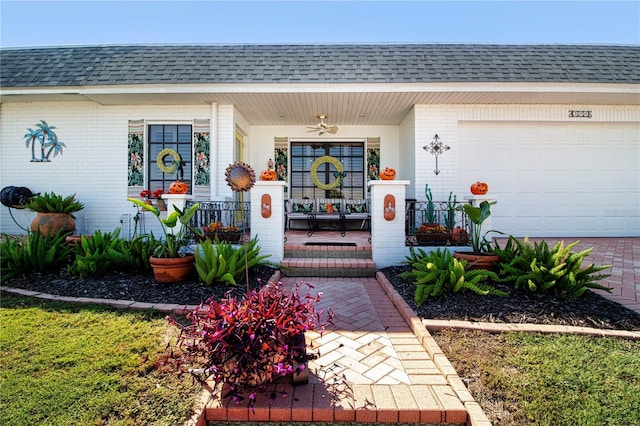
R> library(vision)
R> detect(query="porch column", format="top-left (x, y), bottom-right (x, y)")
top-left (369, 180), bottom-right (410, 268)
top-left (250, 181), bottom-right (286, 263)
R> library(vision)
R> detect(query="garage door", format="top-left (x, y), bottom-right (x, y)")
top-left (458, 122), bottom-right (639, 237)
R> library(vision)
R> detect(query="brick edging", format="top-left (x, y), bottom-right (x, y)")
top-left (375, 271), bottom-right (494, 426)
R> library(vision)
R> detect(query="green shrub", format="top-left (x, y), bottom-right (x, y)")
top-left (401, 247), bottom-right (508, 306)
top-left (495, 236), bottom-right (612, 299)
top-left (127, 234), bottom-right (163, 273)
top-left (68, 229), bottom-right (131, 277)
top-left (69, 230), bottom-right (165, 277)
top-left (195, 236), bottom-right (271, 286)
top-left (0, 230), bottom-right (72, 283)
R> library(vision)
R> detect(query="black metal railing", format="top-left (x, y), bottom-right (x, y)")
top-left (405, 199), bottom-right (471, 247)
top-left (186, 200), bottom-right (250, 243)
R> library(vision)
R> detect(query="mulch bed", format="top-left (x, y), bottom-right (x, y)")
top-left (380, 265), bottom-right (640, 332)
top-left (3, 265), bottom-right (277, 306)
top-left (3, 264), bottom-right (639, 332)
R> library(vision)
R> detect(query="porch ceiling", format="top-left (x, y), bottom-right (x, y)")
top-left (2, 84), bottom-right (638, 125)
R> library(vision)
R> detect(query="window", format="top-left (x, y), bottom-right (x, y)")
top-left (148, 124), bottom-right (193, 194)
top-left (290, 142), bottom-right (365, 199)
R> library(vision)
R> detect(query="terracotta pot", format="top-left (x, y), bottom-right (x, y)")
top-left (149, 254), bottom-right (195, 283)
top-left (453, 251), bottom-right (500, 271)
top-left (449, 227), bottom-right (469, 245)
top-left (31, 212), bottom-right (75, 236)
top-left (155, 198), bottom-right (167, 211)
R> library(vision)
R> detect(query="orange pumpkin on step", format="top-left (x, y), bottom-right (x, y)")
top-left (260, 169), bottom-right (277, 181)
top-left (380, 167), bottom-right (397, 180)
top-left (470, 181), bottom-right (489, 195)
top-left (169, 180), bottom-right (189, 194)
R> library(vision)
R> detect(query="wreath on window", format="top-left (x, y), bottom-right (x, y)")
top-left (156, 148), bottom-right (181, 174)
top-left (310, 156), bottom-right (344, 191)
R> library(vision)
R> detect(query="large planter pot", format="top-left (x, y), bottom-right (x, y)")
top-left (149, 254), bottom-right (195, 283)
top-left (30, 212), bottom-right (75, 236)
top-left (453, 251), bottom-right (500, 271)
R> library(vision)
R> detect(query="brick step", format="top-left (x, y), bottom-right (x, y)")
top-left (280, 257), bottom-right (377, 277)
top-left (284, 246), bottom-right (372, 259)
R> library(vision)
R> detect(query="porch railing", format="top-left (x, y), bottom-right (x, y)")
top-left (405, 199), bottom-right (471, 247)
top-left (186, 200), bottom-right (250, 242)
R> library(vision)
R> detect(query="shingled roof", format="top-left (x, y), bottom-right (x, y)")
top-left (2, 44), bottom-right (639, 88)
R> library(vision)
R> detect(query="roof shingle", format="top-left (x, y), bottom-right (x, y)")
top-left (1, 44), bottom-right (639, 88)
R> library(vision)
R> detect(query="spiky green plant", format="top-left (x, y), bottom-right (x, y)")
top-left (0, 230), bottom-right (72, 283)
top-left (195, 236), bottom-right (271, 286)
top-left (25, 192), bottom-right (84, 214)
top-left (495, 236), bottom-right (612, 299)
top-left (401, 247), bottom-right (508, 305)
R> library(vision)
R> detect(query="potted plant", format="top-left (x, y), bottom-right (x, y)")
top-left (127, 197), bottom-right (203, 283)
top-left (26, 192), bottom-right (84, 236)
top-left (454, 200), bottom-right (502, 270)
top-left (416, 223), bottom-right (448, 244)
top-left (167, 281), bottom-right (334, 406)
top-left (196, 222), bottom-right (241, 243)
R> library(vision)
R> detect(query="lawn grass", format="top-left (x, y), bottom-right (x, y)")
top-left (433, 329), bottom-right (640, 426)
top-left (0, 295), bottom-right (199, 426)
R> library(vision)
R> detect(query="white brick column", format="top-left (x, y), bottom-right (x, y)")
top-left (250, 181), bottom-right (286, 263)
top-left (369, 180), bottom-right (410, 268)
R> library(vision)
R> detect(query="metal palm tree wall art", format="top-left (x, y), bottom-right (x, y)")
top-left (423, 134), bottom-right (450, 175)
top-left (23, 120), bottom-right (67, 162)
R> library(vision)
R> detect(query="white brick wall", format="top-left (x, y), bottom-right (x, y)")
top-left (0, 101), bottom-right (214, 235)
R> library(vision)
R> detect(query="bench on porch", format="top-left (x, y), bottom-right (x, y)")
top-left (285, 198), bottom-right (370, 236)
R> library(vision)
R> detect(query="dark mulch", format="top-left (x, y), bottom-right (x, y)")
top-left (380, 265), bottom-right (640, 332)
top-left (3, 265), bottom-right (278, 306)
top-left (4, 263), bottom-right (640, 332)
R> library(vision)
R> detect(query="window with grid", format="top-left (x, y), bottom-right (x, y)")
top-left (290, 142), bottom-right (365, 199)
top-left (148, 124), bottom-right (193, 194)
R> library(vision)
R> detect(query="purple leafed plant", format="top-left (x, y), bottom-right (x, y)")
top-left (166, 280), bottom-right (334, 404)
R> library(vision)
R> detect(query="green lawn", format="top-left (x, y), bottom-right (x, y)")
top-left (0, 296), bottom-right (199, 426)
top-left (434, 329), bottom-right (640, 426)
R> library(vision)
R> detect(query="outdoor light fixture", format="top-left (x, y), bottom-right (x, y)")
top-left (423, 134), bottom-right (450, 175)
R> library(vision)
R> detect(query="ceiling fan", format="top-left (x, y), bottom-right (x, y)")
top-left (307, 114), bottom-right (338, 135)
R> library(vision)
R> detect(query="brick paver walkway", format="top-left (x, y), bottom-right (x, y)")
top-left (200, 276), bottom-right (474, 425)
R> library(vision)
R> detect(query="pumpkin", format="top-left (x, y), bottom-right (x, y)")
top-left (470, 181), bottom-right (489, 195)
top-left (260, 169), bottom-right (277, 181)
top-left (168, 180), bottom-right (189, 194)
top-left (380, 167), bottom-right (397, 180)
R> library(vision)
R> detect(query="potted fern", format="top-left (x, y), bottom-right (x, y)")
top-left (26, 192), bottom-right (84, 236)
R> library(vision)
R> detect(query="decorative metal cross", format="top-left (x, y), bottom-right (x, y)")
top-left (423, 134), bottom-right (450, 175)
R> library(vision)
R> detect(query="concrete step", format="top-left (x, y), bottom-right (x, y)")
top-left (284, 245), bottom-right (372, 259)
top-left (280, 257), bottom-right (377, 277)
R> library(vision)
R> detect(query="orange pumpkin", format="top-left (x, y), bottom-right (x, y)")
top-left (470, 181), bottom-right (489, 195)
top-left (260, 169), bottom-right (277, 181)
top-left (168, 180), bottom-right (189, 194)
top-left (380, 167), bottom-right (397, 180)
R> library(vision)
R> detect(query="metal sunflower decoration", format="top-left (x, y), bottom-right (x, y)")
top-left (225, 162), bottom-right (256, 192)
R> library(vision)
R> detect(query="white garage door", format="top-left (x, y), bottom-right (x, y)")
top-left (458, 122), bottom-right (640, 237)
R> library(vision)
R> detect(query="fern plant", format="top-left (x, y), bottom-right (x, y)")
top-left (495, 236), bottom-right (612, 299)
top-left (401, 247), bottom-right (507, 306)
top-left (0, 230), bottom-right (72, 283)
